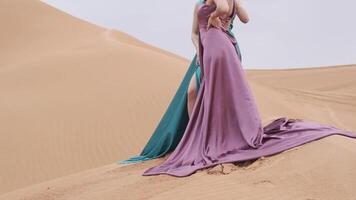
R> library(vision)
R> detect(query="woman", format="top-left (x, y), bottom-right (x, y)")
top-left (118, 0), bottom-right (243, 164)
top-left (142, 0), bottom-right (356, 177)
top-left (187, 0), bottom-right (247, 118)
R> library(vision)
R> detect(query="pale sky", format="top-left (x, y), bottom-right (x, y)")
top-left (43, 0), bottom-right (356, 69)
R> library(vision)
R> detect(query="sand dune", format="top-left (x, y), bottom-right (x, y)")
top-left (1, 0), bottom-right (355, 199)
top-left (0, 0), bottom-right (188, 194)
top-left (2, 134), bottom-right (356, 200)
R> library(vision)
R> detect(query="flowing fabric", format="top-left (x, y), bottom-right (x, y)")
top-left (118, 0), bottom-right (242, 164)
top-left (142, 2), bottom-right (356, 177)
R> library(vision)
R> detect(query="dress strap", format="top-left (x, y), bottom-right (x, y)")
top-left (229, 0), bottom-right (236, 18)
top-left (197, 0), bottom-right (205, 5)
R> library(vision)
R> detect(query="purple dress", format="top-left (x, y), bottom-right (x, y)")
top-left (142, 3), bottom-right (356, 177)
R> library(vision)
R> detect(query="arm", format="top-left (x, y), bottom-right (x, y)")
top-left (191, 3), bottom-right (201, 64)
top-left (235, 0), bottom-right (249, 23)
top-left (210, 0), bottom-right (230, 18)
top-left (207, 0), bottom-right (229, 29)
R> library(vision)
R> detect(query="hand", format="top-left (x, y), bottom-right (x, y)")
top-left (207, 16), bottom-right (223, 30)
top-left (220, 18), bottom-right (231, 31)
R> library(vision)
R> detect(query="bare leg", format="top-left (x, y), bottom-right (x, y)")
top-left (187, 73), bottom-right (198, 119)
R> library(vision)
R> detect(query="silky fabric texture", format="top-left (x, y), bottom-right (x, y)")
top-left (142, 2), bottom-right (356, 177)
top-left (118, 0), bottom-right (242, 164)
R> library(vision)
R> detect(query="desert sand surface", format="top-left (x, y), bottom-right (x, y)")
top-left (1, 0), bottom-right (356, 199)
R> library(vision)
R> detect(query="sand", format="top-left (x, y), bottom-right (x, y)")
top-left (0, 1), bottom-right (355, 199)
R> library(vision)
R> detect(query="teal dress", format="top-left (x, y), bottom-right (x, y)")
top-left (118, 1), bottom-right (242, 164)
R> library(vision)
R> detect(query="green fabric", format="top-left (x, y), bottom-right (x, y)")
top-left (119, 56), bottom-right (199, 164)
top-left (195, 64), bottom-right (201, 95)
top-left (118, 1), bottom-right (243, 164)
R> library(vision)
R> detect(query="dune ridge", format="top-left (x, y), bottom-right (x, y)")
top-left (1, 0), bottom-right (356, 199)
top-left (0, 0), bottom-right (189, 194)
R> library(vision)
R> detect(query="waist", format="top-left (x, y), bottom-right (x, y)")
top-left (199, 27), bottom-right (237, 44)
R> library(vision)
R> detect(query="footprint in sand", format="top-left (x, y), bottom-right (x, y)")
top-left (252, 179), bottom-right (274, 187)
top-left (206, 163), bottom-right (238, 175)
top-left (206, 157), bottom-right (271, 175)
